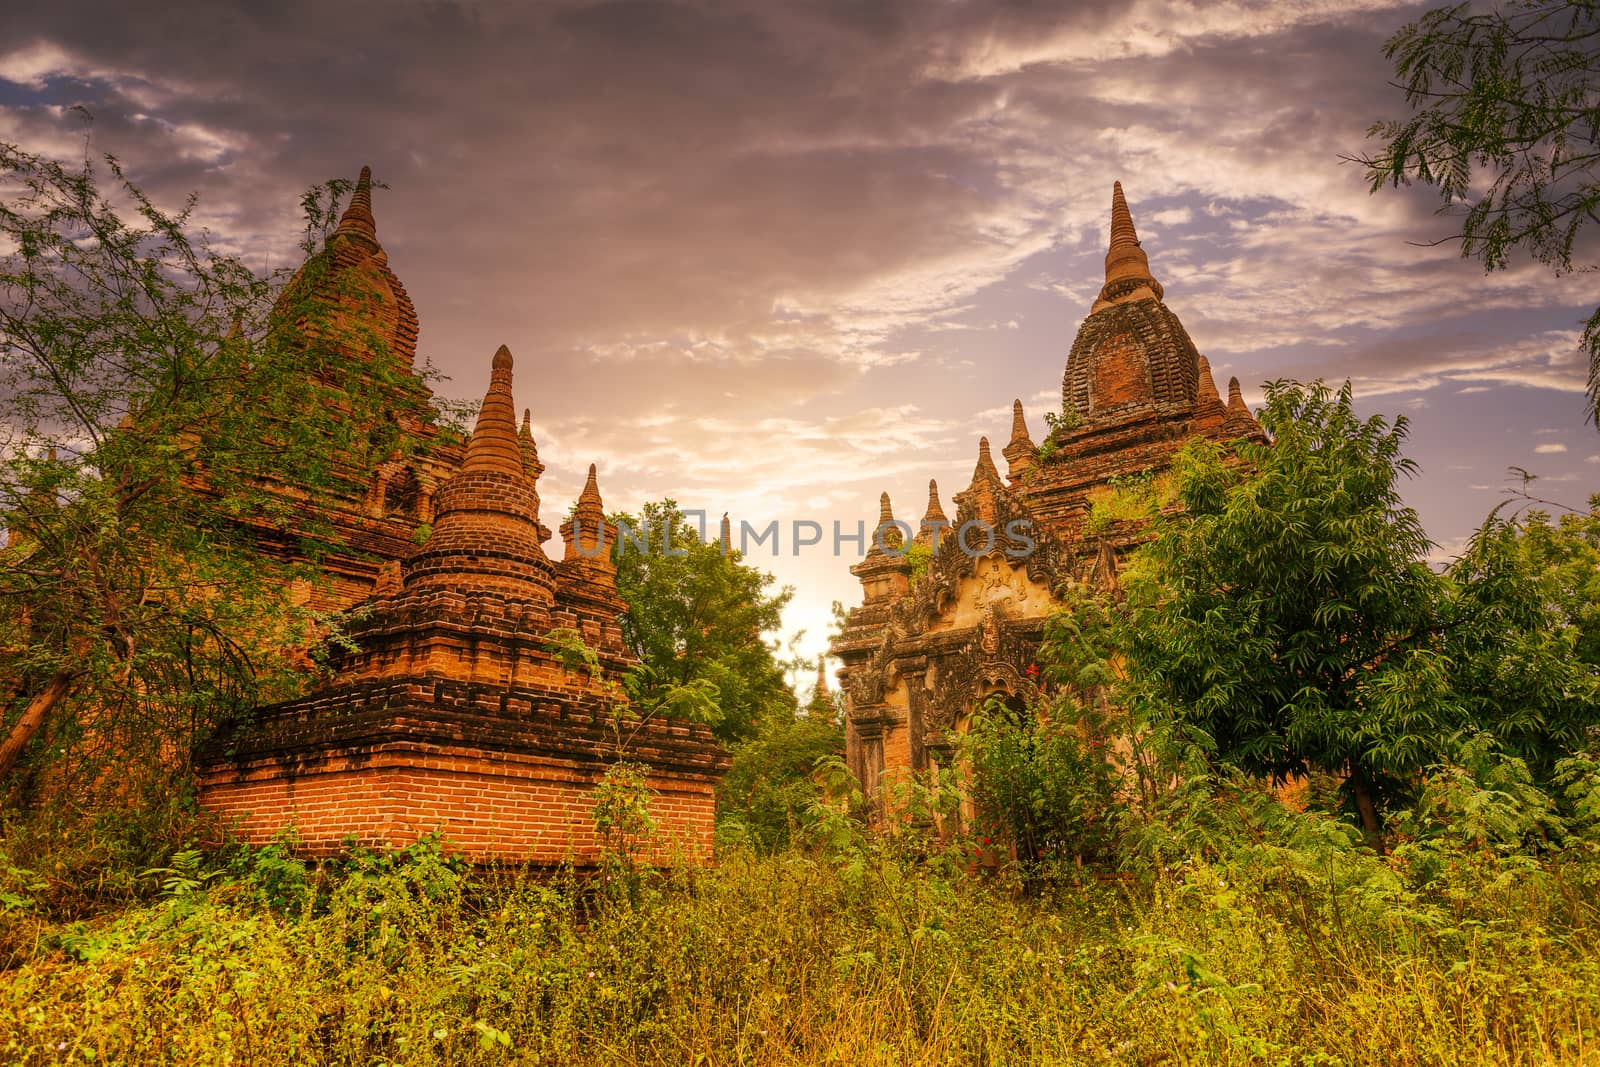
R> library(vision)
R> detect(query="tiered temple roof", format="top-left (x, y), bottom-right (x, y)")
top-left (832, 181), bottom-right (1267, 802)
top-left (198, 175), bottom-right (727, 862)
top-left (227, 166), bottom-right (465, 609)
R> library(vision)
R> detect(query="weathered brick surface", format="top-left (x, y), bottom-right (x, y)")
top-left (199, 708), bottom-right (721, 863)
top-left (186, 167), bottom-right (464, 614)
top-left (197, 181), bottom-right (727, 862)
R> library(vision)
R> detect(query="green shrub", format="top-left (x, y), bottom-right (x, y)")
top-left (960, 694), bottom-right (1122, 879)
top-left (717, 716), bottom-right (843, 852)
top-left (2, 822), bottom-right (1598, 1065)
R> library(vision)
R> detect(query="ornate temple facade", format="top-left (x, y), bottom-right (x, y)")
top-left (831, 183), bottom-right (1265, 805)
top-left (197, 171), bottom-right (727, 862)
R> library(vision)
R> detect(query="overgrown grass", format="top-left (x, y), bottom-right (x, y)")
top-left (2, 814), bottom-right (1598, 1066)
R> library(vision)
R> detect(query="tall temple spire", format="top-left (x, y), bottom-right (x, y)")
top-left (403, 345), bottom-right (554, 602)
top-left (333, 165), bottom-right (379, 250)
top-left (1226, 376), bottom-right (1246, 414)
top-left (858, 490), bottom-right (909, 565)
top-left (561, 463), bottom-right (616, 572)
top-left (870, 491), bottom-right (905, 553)
top-left (852, 488), bottom-right (911, 593)
top-left (1222, 375), bottom-right (1260, 436)
top-left (806, 657), bottom-right (835, 721)
top-left (461, 346), bottom-right (525, 478)
top-left (1094, 181), bottom-right (1164, 311)
top-left (955, 436), bottom-right (1005, 528)
top-left (1110, 180), bottom-right (1137, 247)
top-left (1009, 399), bottom-right (1030, 447)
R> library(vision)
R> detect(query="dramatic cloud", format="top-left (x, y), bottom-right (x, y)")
top-left (2, 0), bottom-right (1592, 663)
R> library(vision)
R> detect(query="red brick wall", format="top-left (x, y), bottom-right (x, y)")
top-left (201, 747), bottom-right (717, 865)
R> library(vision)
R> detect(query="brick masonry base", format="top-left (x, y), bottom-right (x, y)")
top-left (197, 680), bottom-right (728, 865)
top-left (201, 744), bottom-right (717, 864)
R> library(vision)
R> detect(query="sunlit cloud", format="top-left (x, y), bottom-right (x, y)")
top-left (2, 0), bottom-right (1591, 662)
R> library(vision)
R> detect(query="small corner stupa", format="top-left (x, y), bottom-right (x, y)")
top-left (199, 346), bottom-right (728, 863)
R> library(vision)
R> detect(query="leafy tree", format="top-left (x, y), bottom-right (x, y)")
top-left (1119, 381), bottom-right (1600, 842)
top-left (0, 144), bottom-right (428, 794)
top-left (716, 715), bottom-right (843, 852)
top-left (612, 501), bottom-right (796, 743)
top-left (1360, 0), bottom-right (1600, 423)
top-left (1510, 494), bottom-right (1600, 668)
top-left (1440, 498), bottom-right (1600, 777)
top-left (1123, 381), bottom-right (1448, 840)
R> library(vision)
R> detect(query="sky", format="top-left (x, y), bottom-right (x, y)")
top-left (1, 0), bottom-right (1595, 693)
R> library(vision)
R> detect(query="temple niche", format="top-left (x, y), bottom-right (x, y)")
top-left (197, 171), bottom-right (727, 863)
top-left (830, 182), bottom-right (1266, 808)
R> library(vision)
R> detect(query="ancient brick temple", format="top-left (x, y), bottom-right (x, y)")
top-left (198, 172), bottom-right (727, 862)
top-left (227, 167), bottom-right (466, 611)
top-left (831, 183), bottom-right (1265, 805)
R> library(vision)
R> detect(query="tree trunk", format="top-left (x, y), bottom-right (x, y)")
top-left (0, 671), bottom-right (75, 784)
top-left (1348, 764), bottom-right (1385, 853)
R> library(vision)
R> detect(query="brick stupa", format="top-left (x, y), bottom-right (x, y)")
top-left (230, 166), bottom-right (466, 610)
top-left (199, 346), bottom-right (729, 862)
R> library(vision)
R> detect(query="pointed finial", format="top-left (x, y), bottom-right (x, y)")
top-left (518, 406), bottom-right (544, 480)
top-left (1226, 376), bottom-right (1246, 413)
top-left (461, 345), bottom-right (525, 477)
top-left (561, 462), bottom-right (611, 565)
top-left (972, 436), bottom-right (1001, 483)
top-left (579, 463), bottom-right (603, 511)
top-left (916, 478), bottom-right (949, 548)
top-left (1197, 356), bottom-right (1224, 411)
top-left (869, 491), bottom-right (906, 555)
top-left (333, 165), bottom-right (378, 249)
top-left (1096, 181), bottom-right (1163, 308)
top-left (816, 658), bottom-right (830, 694)
top-left (1110, 181), bottom-right (1137, 250)
top-left (1009, 399), bottom-right (1031, 446)
top-left (1203, 361), bottom-right (1222, 406)
top-left (1223, 377), bottom-right (1260, 435)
